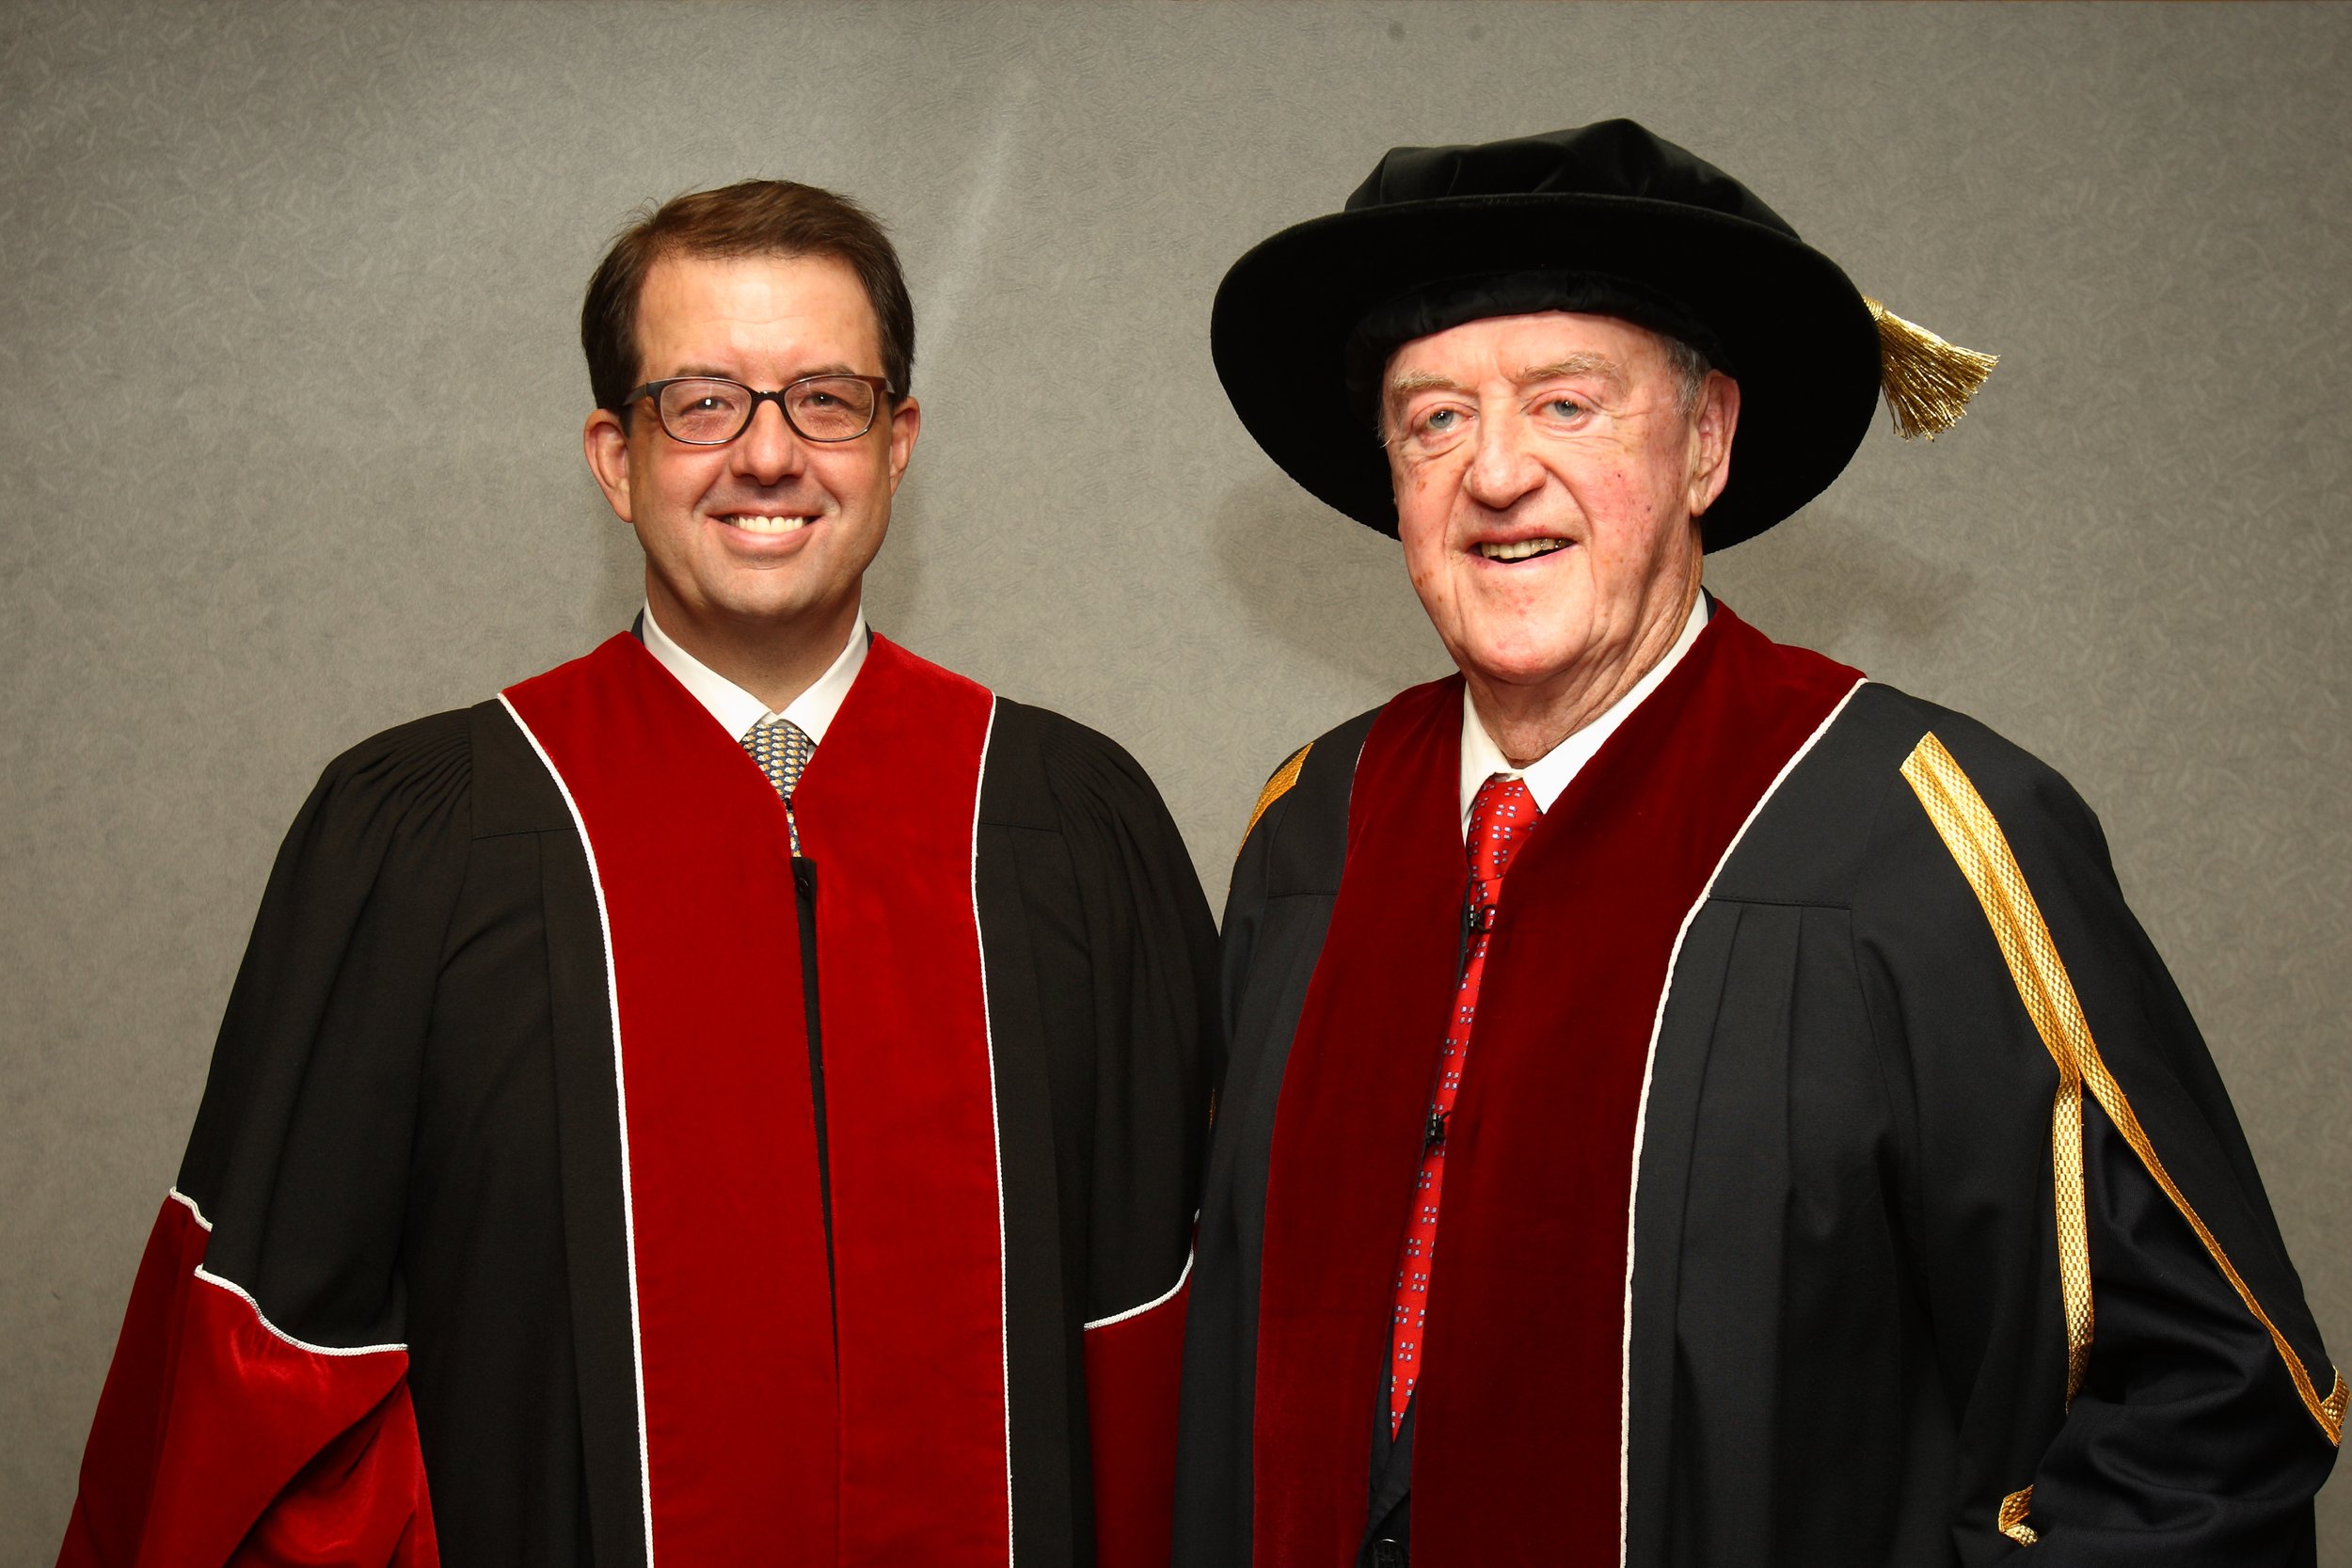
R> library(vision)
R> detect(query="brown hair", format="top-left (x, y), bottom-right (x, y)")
top-left (580, 180), bottom-right (915, 414)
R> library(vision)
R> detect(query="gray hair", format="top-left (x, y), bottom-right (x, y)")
top-left (1661, 332), bottom-right (1712, 420)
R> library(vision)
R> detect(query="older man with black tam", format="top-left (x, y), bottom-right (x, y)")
top-left (1174, 120), bottom-right (2339, 1568)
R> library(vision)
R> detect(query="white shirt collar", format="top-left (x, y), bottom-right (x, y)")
top-left (1458, 594), bottom-right (1709, 833)
top-left (639, 601), bottom-right (869, 744)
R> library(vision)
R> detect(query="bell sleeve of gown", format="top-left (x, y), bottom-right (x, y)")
top-left (58, 712), bottom-right (472, 1568)
top-left (1864, 713), bottom-right (2339, 1564)
top-left (1028, 709), bottom-right (1222, 1568)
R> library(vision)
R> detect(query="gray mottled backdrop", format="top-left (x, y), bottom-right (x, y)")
top-left (5, 1), bottom-right (2347, 1557)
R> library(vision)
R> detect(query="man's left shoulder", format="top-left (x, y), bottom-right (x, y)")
top-left (1718, 682), bottom-right (2110, 905)
top-left (1799, 684), bottom-right (2083, 801)
top-left (977, 694), bottom-right (1172, 833)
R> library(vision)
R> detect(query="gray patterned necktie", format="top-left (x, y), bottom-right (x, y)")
top-left (742, 716), bottom-right (816, 854)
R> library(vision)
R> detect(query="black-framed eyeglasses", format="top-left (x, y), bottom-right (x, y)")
top-left (620, 374), bottom-right (897, 445)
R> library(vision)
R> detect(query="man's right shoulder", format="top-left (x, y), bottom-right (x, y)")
top-left (1233, 705), bottom-right (1386, 871)
top-left (307, 699), bottom-right (570, 843)
top-left (318, 705), bottom-right (471, 776)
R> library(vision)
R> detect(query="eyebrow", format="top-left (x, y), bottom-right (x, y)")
top-left (1518, 353), bottom-right (1625, 389)
top-left (665, 361), bottom-right (866, 382)
top-left (1384, 352), bottom-right (1627, 402)
top-left (1386, 369), bottom-right (1466, 399)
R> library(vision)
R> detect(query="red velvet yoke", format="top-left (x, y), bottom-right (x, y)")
top-left (1253, 608), bottom-right (1860, 1565)
top-left (505, 632), bottom-right (1008, 1566)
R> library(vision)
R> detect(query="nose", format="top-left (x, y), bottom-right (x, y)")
top-left (1462, 408), bottom-right (1544, 512)
top-left (729, 397), bottom-right (810, 485)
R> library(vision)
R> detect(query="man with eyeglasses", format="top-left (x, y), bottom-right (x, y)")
top-left (62, 181), bottom-right (1216, 1568)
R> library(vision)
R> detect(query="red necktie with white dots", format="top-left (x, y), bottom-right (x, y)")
top-left (1387, 771), bottom-right (1538, 1435)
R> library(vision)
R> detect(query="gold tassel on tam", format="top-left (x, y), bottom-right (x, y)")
top-left (1863, 296), bottom-right (1999, 439)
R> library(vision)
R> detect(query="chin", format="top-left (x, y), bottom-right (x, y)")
top-left (731, 591), bottom-right (832, 627)
top-left (676, 576), bottom-right (808, 623)
top-left (1453, 626), bottom-right (1592, 690)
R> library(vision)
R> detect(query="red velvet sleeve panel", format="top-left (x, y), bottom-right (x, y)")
top-left (1084, 1260), bottom-right (1192, 1568)
top-left (58, 1194), bottom-right (438, 1568)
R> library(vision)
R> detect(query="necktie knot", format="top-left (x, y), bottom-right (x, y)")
top-left (1467, 773), bottom-right (1536, 891)
top-left (742, 716), bottom-right (816, 854)
top-left (743, 716), bottom-right (816, 800)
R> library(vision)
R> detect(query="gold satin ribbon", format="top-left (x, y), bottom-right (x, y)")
top-left (1899, 733), bottom-right (2345, 1463)
top-left (1238, 742), bottom-right (1311, 858)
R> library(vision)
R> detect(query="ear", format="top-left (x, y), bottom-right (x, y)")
top-left (1687, 370), bottom-right (1740, 518)
top-left (883, 394), bottom-right (921, 495)
top-left (584, 406), bottom-right (635, 523)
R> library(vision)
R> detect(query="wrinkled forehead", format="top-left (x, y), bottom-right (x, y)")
top-left (1344, 270), bottom-right (1726, 421)
top-left (1382, 309), bottom-right (1674, 393)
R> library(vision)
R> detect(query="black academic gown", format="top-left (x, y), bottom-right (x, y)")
top-left (1176, 628), bottom-right (2339, 1567)
top-left (63, 635), bottom-right (1219, 1568)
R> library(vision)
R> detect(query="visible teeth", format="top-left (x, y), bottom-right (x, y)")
top-left (1477, 538), bottom-right (1568, 562)
top-left (727, 515), bottom-right (812, 534)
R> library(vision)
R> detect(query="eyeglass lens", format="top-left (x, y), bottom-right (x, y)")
top-left (657, 377), bottom-right (880, 444)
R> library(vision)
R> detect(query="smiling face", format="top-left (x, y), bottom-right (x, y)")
top-left (1384, 310), bottom-right (1737, 732)
top-left (584, 250), bottom-right (918, 673)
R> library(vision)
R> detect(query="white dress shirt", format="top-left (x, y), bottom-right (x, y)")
top-left (640, 600), bottom-right (869, 744)
top-left (1457, 594), bottom-right (1709, 836)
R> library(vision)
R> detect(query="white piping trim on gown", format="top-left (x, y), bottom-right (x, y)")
top-left (969, 695), bottom-right (1017, 1564)
top-left (167, 1188), bottom-right (408, 1357)
top-left (1084, 1244), bottom-right (1196, 1331)
top-left (497, 692), bottom-right (657, 1567)
top-left (1614, 676), bottom-right (1867, 1567)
